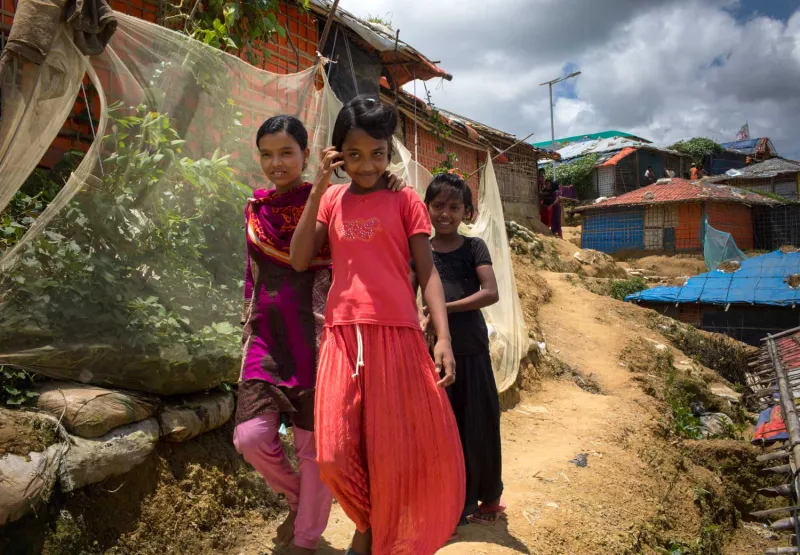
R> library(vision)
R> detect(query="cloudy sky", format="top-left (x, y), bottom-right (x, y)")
top-left (341, 0), bottom-right (800, 158)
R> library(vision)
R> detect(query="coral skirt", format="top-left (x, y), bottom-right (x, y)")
top-left (315, 324), bottom-right (465, 555)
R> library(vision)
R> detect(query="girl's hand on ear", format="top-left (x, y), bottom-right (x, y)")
top-left (386, 172), bottom-right (408, 192)
top-left (313, 147), bottom-right (344, 196)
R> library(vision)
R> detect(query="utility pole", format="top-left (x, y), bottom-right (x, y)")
top-left (539, 71), bottom-right (581, 183)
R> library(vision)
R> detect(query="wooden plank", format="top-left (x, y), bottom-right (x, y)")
top-left (760, 464), bottom-right (793, 476)
top-left (758, 451), bottom-right (791, 463)
top-left (771, 517), bottom-right (799, 531)
top-left (751, 505), bottom-right (800, 518)
top-left (766, 548), bottom-right (800, 555)
top-left (760, 484), bottom-right (794, 498)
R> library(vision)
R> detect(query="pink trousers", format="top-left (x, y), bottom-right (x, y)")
top-left (234, 414), bottom-right (333, 550)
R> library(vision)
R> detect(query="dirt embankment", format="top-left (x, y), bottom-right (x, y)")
top-left (0, 421), bottom-right (284, 555)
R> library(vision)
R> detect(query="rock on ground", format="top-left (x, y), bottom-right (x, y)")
top-left (700, 413), bottom-right (735, 439)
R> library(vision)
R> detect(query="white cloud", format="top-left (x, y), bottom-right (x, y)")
top-left (340, 0), bottom-right (800, 158)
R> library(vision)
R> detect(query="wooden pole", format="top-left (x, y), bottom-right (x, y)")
top-left (465, 131), bottom-right (537, 179)
top-left (316, 0), bottom-right (341, 57)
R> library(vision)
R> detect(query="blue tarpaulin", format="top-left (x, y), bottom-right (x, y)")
top-left (626, 250), bottom-right (800, 306)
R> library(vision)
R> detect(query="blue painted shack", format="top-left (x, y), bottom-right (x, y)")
top-left (573, 179), bottom-right (778, 255)
top-left (626, 250), bottom-right (800, 345)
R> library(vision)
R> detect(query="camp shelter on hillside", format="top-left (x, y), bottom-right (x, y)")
top-left (711, 158), bottom-right (800, 200)
top-left (573, 179), bottom-right (779, 254)
top-left (709, 158), bottom-right (800, 250)
top-left (626, 250), bottom-right (800, 345)
top-left (1, 0), bottom-right (454, 175)
top-left (381, 88), bottom-right (560, 221)
top-left (719, 137), bottom-right (778, 162)
top-left (550, 137), bottom-right (693, 200)
top-left (531, 130), bottom-right (651, 151)
top-left (704, 137), bottom-right (779, 176)
top-left (752, 204), bottom-right (800, 251)
top-left (438, 109), bottom-right (560, 223)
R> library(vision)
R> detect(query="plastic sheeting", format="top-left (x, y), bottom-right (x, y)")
top-left (703, 218), bottom-right (745, 271)
top-left (0, 14), bottom-right (342, 395)
top-left (468, 158), bottom-right (529, 392)
top-left (396, 154), bottom-right (528, 392)
top-left (626, 250), bottom-right (800, 306)
top-left (1, 13), bottom-right (527, 394)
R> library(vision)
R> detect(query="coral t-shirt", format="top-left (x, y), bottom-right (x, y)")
top-left (317, 184), bottom-right (431, 329)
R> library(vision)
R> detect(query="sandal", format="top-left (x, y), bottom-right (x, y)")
top-left (466, 501), bottom-right (507, 525)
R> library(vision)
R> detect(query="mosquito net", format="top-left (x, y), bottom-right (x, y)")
top-left (0, 12), bottom-right (526, 395)
top-left (703, 218), bottom-right (746, 271)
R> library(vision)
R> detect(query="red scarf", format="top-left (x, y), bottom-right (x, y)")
top-left (245, 183), bottom-right (331, 270)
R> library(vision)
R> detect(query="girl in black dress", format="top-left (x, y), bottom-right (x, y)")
top-left (411, 172), bottom-right (505, 528)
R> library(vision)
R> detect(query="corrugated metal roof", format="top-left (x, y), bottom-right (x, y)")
top-left (438, 108), bottom-right (560, 161)
top-left (711, 157), bottom-right (800, 182)
top-left (719, 137), bottom-right (778, 157)
top-left (555, 137), bottom-right (687, 162)
top-left (308, 0), bottom-right (450, 85)
top-left (600, 147), bottom-right (636, 167)
top-left (531, 130), bottom-right (652, 149)
top-left (626, 250), bottom-right (800, 306)
top-left (574, 178), bottom-right (780, 212)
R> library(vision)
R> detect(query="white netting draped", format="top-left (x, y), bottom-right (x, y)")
top-left (0, 13), bottom-right (526, 395)
top-left (0, 14), bottom-right (341, 394)
top-left (403, 156), bottom-right (528, 392)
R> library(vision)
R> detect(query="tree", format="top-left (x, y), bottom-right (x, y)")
top-left (544, 154), bottom-right (600, 200)
top-left (667, 137), bottom-right (723, 164)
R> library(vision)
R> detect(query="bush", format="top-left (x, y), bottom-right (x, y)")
top-left (666, 137), bottom-right (723, 165)
top-left (544, 153), bottom-right (600, 200)
top-left (609, 277), bottom-right (648, 300)
top-left (0, 104), bottom-right (248, 394)
top-left (648, 315), bottom-right (753, 386)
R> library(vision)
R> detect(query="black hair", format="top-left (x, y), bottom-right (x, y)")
top-left (255, 115), bottom-right (308, 151)
top-left (424, 173), bottom-right (474, 217)
top-left (331, 94), bottom-right (397, 161)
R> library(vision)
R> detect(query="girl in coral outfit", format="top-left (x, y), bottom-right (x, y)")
top-left (290, 95), bottom-right (465, 555)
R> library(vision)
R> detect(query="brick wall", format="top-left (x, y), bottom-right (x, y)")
top-left (1, 1), bottom-right (320, 172)
top-left (707, 202), bottom-right (754, 250)
top-left (402, 117), bottom-right (481, 198)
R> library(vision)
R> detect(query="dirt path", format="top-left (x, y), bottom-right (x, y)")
top-left (233, 272), bottom-right (769, 555)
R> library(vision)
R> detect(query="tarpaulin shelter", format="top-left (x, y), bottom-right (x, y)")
top-left (0, 10), bottom-right (528, 394)
top-left (626, 250), bottom-right (800, 345)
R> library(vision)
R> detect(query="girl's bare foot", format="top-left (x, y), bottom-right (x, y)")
top-left (351, 529), bottom-right (372, 554)
top-left (276, 510), bottom-right (297, 546)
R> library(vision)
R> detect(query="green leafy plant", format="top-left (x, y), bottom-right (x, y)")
top-left (367, 13), bottom-right (393, 29)
top-left (422, 84), bottom-right (466, 178)
top-left (544, 153), bottom-right (600, 200)
top-left (667, 137), bottom-right (723, 165)
top-left (608, 276), bottom-right (647, 300)
top-left (1, 366), bottom-right (39, 406)
top-left (166, 0), bottom-right (309, 65)
top-left (0, 101), bottom-right (249, 393)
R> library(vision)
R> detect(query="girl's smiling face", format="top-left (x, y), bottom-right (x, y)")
top-left (341, 128), bottom-right (390, 189)
top-left (257, 130), bottom-right (308, 190)
top-left (428, 190), bottom-right (467, 236)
